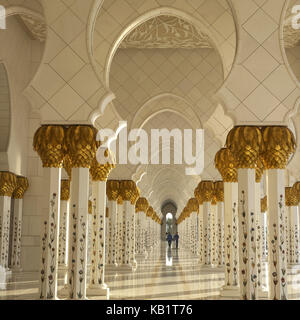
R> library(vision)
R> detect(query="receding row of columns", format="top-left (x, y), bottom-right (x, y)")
top-left (178, 126), bottom-right (298, 300)
top-left (32, 124), bottom-right (162, 300)
top-left (0, 172), bottom-right (29, 286)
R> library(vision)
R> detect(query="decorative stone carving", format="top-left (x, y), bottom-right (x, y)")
top-left (12, 176), bottom-right (29, 199)
top-left (135, 197), bottom-right (149, 213)
top-left (106, 180), bottom-right (119, 201)
top-left (285, 187), bottom-right (299, 207)
top-left (120, 15), bottom-right (212, 49)
top-left (0, 172), bottom-right (17, 197)
top-left (65, 126), bottom-right (99, 168)
top-left (197, 181), bottom-right (214, 202)
top-left (33, 125), bottom-right (65, 168)
top-left (214, 181), bottom-right (224, 202)
top-left (226, 126), bottom-right (262, 169)
top-left (261, 127), bottom-right (296, 169)
top-left (215, 148), bottom-right (237, 183)
top-left (186, 198), bottom-right (199, 213)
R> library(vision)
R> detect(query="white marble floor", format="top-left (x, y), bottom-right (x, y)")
top-left (1, 243), bottom-right (300, 300)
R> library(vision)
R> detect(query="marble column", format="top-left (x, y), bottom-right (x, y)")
top-left (195, 181), bottom-right (214, 266)
top-left (255, 175), bottom-right (267, 297)
top-left (0, 172), bottom-right (17, 283)
top-left (214, 181), bottom-right (224, 267)
top-left (197, 203), bottom-right (204, 263)
top-left (261, 126), bottom-right (296, 300)
top-left (210, 202), bottom-right (217, 265)
top-left (262, 127), bottom-right (296, 300)
top-left (215, 148), bottom-right (239, 296)
top-left (39, 168), bottom-right (62, 300)
top-left (106, 180), bottom-right (119, 267)
top-left (226, 126), bottom-right (262, 300)
top-left (65, 125), bottom-right (98, 300)
top-left (135, 197), bottom-right (149, 257)
top-left (87, 157), bottom-right (113, 296)
top-left (58, 180), bottom-right (70, 270)
top-left (116, 199), bottom-right (125, 267)
top-left (285, 187), bottom-right (300, 268)
top-left (10, 176), bottom-right (29, 271)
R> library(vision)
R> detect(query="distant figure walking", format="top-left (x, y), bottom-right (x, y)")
top-left (167, 233), bottom-right (173, 248)
top-left (173, 232), bottom-right (179, 249)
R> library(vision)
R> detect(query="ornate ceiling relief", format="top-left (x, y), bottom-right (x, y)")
top-left (120, 15), bottom-right (212, 49)
top-left (18, 14), bottom-right (46, 42)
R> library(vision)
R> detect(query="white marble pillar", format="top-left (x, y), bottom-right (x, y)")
top-left (69, 167), bottom-right (89, 300)
top-left (0, 196), bottom-right (12, 272)
top-left (217, 201), bottom-right (224, 266)
top-left (237, 169), bottom-right (258, 300)
top-left (107, 200), bottom-right (117, 266)
top-left (87, 180), bottom-right (108, 296)
top-left (287, 203), bottom-right (300, 266)
top-left (210, 203), bottom-right (217, 265)
top-left (122, 200), bottom-right (133, 269)
top-left (39, 167), bottom-right (61, 300)
top-left (116, 201), bottom-right (125, 267)
top-left (10, 198), bottom-right (23, 270)
top-left (198, 204), bottom-right (204, 263)
top-left (267, 169), bottom-right (288, 300)
top-left (203, 202), bottom-right (211, 265)
top-left (222, 182), bottom-right (238, 293)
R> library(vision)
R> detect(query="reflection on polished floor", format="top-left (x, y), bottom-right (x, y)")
top-left (1, 242), bottom-right (300, 300)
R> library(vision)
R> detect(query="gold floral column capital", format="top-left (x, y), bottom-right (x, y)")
top-left (12, 176), bottom-right (29, 199)
top-left (0, 171), bottom-right (17, 197)
top-left (226, 126), bottom-right (263, 169)
top-left (194, 185), bottom-right (203, 205)
top-left (214, 181), bottom-right (224, 202)
top-left (106, 180), bottom-right (120, 201)
top-left (33, 125), bottom-right (65, 168)
top-left (261, 126), bottom-right (296, 169)
top-left (215, 148), bottom-right (238, 182)
top-left (135, 197), bottom-right (149, 213)
top-left (90, 157), bottom-right (115, 182)
top-left (60, 179), bottom-right (70, 201)
top-left (187, 198), bottom-right (199, 213)
top-left (197, 181), bottom-right (214, 202)
top-left (146, 206), bottom-right (154, 218)
top-left (293, 182), bottom-right (300, 204)
top-left (119, 180), bottom-right (139, 205)
top-left (65, 125), bottom-right (99, 168)
top-left (285, 187), bottom-right (299, 207)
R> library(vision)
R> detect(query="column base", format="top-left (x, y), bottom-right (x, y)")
top-left (58, 284), bottom-right (70, 298)
top-left (0, 266), bottom-right (12, 289)
top-left (258, 287), bottom-right (268, 299)
top-left (116, 264), bottom-right (134, 272)
top-left (58, 264), bottom-right (68, 271)
top-left (11, 267), bottom-right (23, 273)
top-left (288, 264), bottom-right (300, 274)
top-left (105, 263), bottom-right (118, 270)
top-left (220, 285), bottom-right (240, 299)
top-left (87, 284), bottom-right (109, 297)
